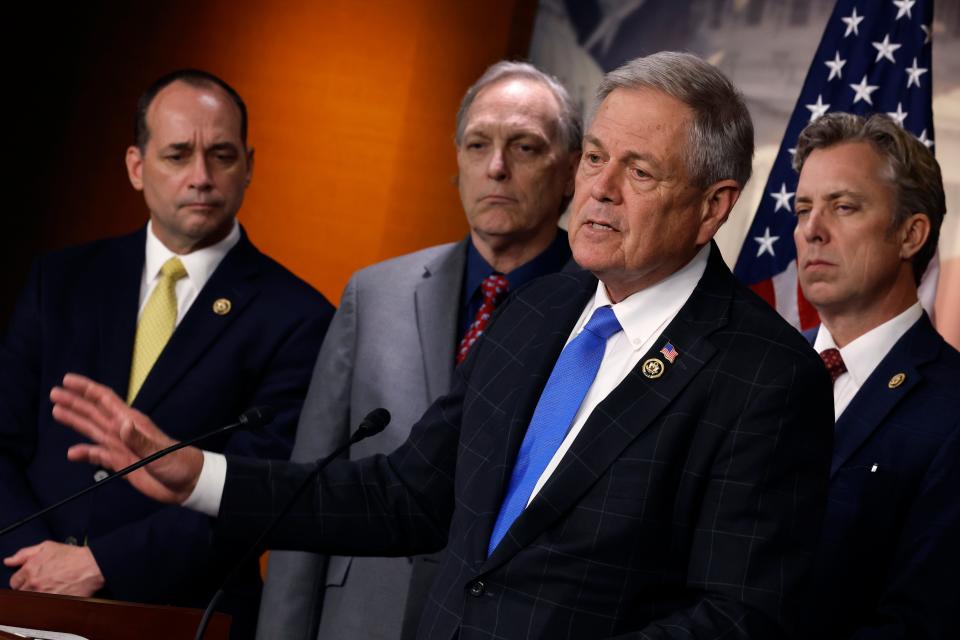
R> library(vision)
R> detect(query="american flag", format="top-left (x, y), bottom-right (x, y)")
top-left (660, 342), bottom-right (678, 364)
top-left (733, 0), bottom-right (935, 331)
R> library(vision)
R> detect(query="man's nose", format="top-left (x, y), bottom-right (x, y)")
top-left (589, 163), bottom-right (621, 205)
top-left (189, 155), bottom-right (213, 190)
top-left (486, 147), bottom-right (508, 181)
top-left (797, 207), bottom-right (829, 245)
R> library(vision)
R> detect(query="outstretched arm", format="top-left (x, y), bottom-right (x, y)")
top-left (50, 373), bottom-right (204, 504)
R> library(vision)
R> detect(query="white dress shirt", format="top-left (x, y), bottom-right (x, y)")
top-left (813, 302), bottom-right (922, 420)
top-left (184, 244), bottom-right (710, 516)
top-left (140, 219), bottom-right (240, 325)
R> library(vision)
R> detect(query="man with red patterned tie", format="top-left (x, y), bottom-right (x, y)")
top-left (794, 112), bottom-right (960, 639)
top-left (256, 61), bottom-right (581, 640)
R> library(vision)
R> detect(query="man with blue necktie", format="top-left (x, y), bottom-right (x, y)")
top-left (259, 61), bottom-right (580, 640)
top-left (51, 52), bottom-right (834, 639)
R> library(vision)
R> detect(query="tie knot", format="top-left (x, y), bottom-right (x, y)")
top-left (480, 274), bottom-right (509, 302)
top-left (820, 347), bottom-right (847, 384)
top-left (160, 257), bottom-right (188, 281)
top-left (583, 305), bottom-right (622, 341)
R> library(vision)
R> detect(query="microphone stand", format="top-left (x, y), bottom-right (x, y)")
top-left (194, 409), bottom-right (389, 640)
top-left (0, 407), bottom-right (275, 538)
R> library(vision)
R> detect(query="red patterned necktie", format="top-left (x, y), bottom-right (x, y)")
top-left (820, 348), bottom-right (848, 384)
top-left (456, 274), bottom-right (509, 364)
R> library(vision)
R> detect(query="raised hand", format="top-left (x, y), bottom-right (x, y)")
top-left (49, 373), bottom-right (204, 504)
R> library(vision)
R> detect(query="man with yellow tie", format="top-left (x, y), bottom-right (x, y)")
top-left (0, 69), bottom-right (334, 638)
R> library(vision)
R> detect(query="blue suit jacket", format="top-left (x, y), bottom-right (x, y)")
top-left (806, 315), bottom-right (960, 639)
top-left (0, 227), bottom-right (333, 634)
top-left (220, 245), bottom-right (834, 639)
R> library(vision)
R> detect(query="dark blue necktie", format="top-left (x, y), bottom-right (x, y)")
top-left (487, 305), bottom-right (623, 556)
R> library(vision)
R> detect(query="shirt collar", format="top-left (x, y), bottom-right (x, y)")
top-left (463, 228), bottom-right (571, 299)
top-left (583, 243), bottom-right (710, 351)
top-left (813, 302), bottom-right (923, 386)
top-left (144, 219), bottom-right (241, 290)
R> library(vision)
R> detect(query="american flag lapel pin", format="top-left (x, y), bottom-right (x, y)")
top-left (659, 341), bottom-right (678, 364)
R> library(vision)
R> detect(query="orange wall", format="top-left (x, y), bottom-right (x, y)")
top-left (10, 0), bottom-right (536, 308)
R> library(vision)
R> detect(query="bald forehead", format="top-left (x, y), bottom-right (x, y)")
top-left (464, 78), bottom-right (564, 142)
top-left (145, 80), bottom-right (244, 139)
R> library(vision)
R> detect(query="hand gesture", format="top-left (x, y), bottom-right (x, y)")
top-left (50, 373), bottom-right (204, 504)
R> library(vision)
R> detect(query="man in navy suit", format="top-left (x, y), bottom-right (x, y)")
top-left (0, 70), bottom-right (334, 637)
top-left (793, 112), bottom-right (959, 639)
top-left (52, 53), bottom-right (834, 639)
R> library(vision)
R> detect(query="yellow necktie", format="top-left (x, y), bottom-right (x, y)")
top-left (127, 257), bottom-right (188, 403)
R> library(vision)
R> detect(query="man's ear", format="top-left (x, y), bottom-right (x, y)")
top-left (244, 147), bottom-right (255, 187)
top-left (125, 146), bottom-right (145, 191)
top-left (899, 212), bottom-right (931, 260)
top-left (696, 179), bottom-right (741, 245)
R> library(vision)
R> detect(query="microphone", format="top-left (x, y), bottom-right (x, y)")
top-left (0, 406), bottom-right (276, 538)
top-left (194, 408), bottom-right (391, 640)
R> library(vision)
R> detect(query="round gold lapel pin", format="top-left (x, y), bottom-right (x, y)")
top-left (213, 298), bottom-right (232, 316)
top-left (888, 372), bottom-right (906, 389)
top-left (642, 358), bottom-right (664, 379)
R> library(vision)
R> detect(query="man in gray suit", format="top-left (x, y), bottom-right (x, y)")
top-left (257, 61), bottom-right (582, 640)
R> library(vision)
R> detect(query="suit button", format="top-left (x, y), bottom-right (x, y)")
top-left (64, 536), bottom-right (78, 546)
top-left (93, 469), bottom-right (109, 482)
top-left (468, 581), bottom-right (485, 597)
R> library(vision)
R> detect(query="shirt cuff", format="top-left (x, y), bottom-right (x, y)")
top-left (182, 450), bottom-right (227, 516)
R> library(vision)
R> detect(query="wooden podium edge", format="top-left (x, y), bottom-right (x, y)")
top-left (0, 589), bottom-right (230, 640)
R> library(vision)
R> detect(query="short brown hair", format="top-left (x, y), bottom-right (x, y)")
top-left (794, 112), bottom-right (945, 284)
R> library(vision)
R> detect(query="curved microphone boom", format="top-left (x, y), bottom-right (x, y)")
top-left (0, 406), bottom-right (276, 538)
top-left (194, 408), bottom-right (391, 640)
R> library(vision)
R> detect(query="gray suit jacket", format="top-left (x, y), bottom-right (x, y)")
top-left (256, 240), bottom-right (466, 640)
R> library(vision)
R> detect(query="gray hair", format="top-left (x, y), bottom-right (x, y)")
top-left (794, 112), bottom-right (945, 284)
top-left (454, 60), bottom-right (582, 153)
top-left (593, 51), bottom-right (754, 189)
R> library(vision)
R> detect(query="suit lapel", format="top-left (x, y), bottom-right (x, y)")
top-left (483, 245), bottom-right (732, 570)
top-left (414, 241), bottom-right (467, 401)
top-left (131, 231), bottom-right (261, 413)
top-left (98, 229), bottom-right (145, 398)
top-left (831, 315), bottom-right (940, 476)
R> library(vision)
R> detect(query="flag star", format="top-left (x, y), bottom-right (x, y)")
top-left (906, 57), bottom-right (928, 88)
top-left (769, 183), bottom-right (796, 213)
top-left (917, 129), bottom-right (934, 149)
top-left (806, 94), bottom-right (831, 122)
top-left (872, 34), bottom-right (902, 63)
top-left (886, 102), bottom-right (908, 126)
top-left (824, 51), bottom-right (847, 81)
top-left (842, 7), bottom-right (865, 37)
top-left (893, 0), bottom-right (915, 20)
top-left (850, 75), bottom-right (880, 105)
top-left (754, 227), bottom-right (780, 258)
top-left (921, 24), bottom-right (932, 44)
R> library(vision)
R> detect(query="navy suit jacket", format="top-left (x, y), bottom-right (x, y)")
top-left (0, 227), bottom-right (333, 627)
top-left (220, 245), bottom-right (834, 640)
top-left (806, 316), bottom-right (960, 639)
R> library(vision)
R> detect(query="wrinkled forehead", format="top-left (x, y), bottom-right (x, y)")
top-left (145, 81), bottom-right (244, 145)
top-left (798, 142), bottom-right (896, 196)
top-left (463, 78), bottom-right (563, 141)
top-left (586, 86), bottom-right (694, 172)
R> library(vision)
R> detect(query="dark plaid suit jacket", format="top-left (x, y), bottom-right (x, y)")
top-left (221, 244), bottom-right (834, 639)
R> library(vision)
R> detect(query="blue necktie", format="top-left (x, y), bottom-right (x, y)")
top-left (487, 305), bottom-right (623, 556)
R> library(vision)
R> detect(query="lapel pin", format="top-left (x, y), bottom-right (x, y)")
top-left (870, 464), bottom-right (878, 473)
top-left (887, 372), bottom-right (905, 389)
top-left (642, 358), bottom-right (664, 379)
top-left (212, 298), bottom-right (232, 316)
top-left (659, 341), bottom-right (678, 364)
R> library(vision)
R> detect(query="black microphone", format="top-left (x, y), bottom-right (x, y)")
top-left (0, 406), bottom-right (276, 538)
top-left (194, 408), bottom-right (391, 640)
